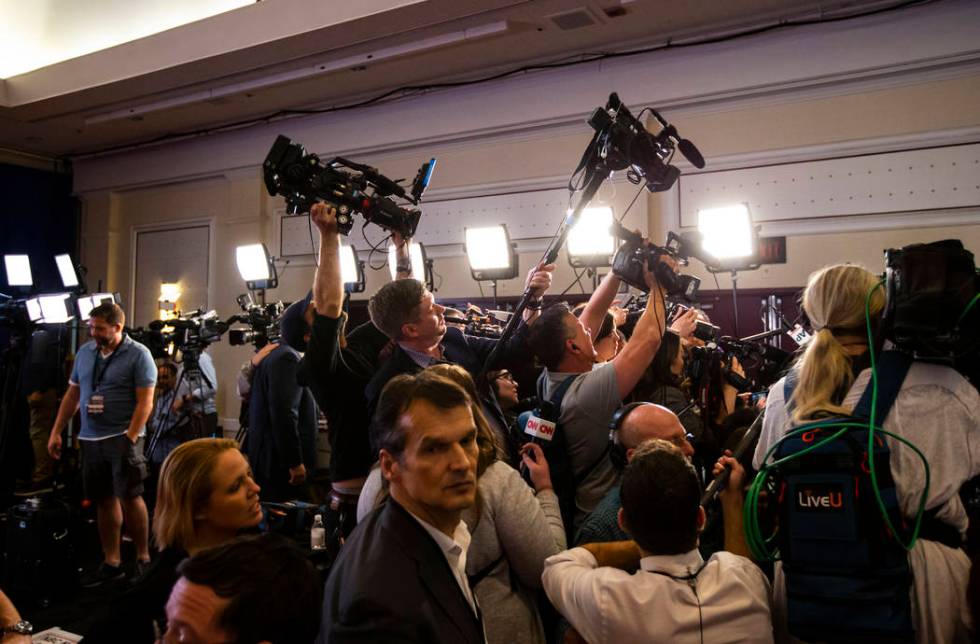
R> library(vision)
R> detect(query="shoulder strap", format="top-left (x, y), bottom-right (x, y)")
top-left (550, 375), bottom-right (578, 408)
top-left (467, 552), bottom-right (507, 590)
top-left (852, 350), bottom-right (913, 421)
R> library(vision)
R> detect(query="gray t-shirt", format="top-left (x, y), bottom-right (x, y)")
top-left (542, 363), bottom-right (621, 527)
top-left (70, 335), bottom-right (157, 440)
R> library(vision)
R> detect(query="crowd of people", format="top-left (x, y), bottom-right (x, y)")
top-left (2, 200), bottom-right (976, 644)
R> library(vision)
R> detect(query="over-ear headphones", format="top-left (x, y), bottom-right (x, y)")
top-left (608, 402), bottom-right (651, 470)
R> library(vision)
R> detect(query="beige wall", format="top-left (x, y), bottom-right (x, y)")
top-left (76, 70), bottom-right (980, 423)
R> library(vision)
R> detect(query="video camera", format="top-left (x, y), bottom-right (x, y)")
top-left (610, 222), bottom-right (701, 299)
top-left (444, 305), bottom-right (507, 339)
top-left (0, 298), bottom-right (30, 331)
top-left (227, 293), bottom-right (284, 350)
top-left (587, 93), bottom-right (704, 193)
top-left (262, 135), bottom-right (435, 237)
top-left (882, 239), bottom-right (978, 385)
top-left (129, 309), bottom-right (230, 360)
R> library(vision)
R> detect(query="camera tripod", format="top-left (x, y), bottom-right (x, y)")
top-left (146, 346), bottom-right (215, 463)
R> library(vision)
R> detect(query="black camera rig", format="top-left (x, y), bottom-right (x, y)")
top-left (585, 93), bottom-right (704, 192)
top-left (226, 293), bottom-right (284, 350)
top-left (882, 239), bottom-right (978, 386)
top-left (610, 222), bottom-right (702, 299)
top-left (481, 92), bottom-right (704, 377)
top-left (263, 135), bottom-right (435, 237)
top-left (129, 309), bottom-right (230, 360)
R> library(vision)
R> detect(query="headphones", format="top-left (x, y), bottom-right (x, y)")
top-left (608, 402), bottom-right (651, 470)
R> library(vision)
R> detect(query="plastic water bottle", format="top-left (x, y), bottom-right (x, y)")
top-left (310, 514), bottom-right (326, 551)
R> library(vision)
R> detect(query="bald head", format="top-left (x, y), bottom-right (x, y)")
top-left (620, 403), bottom-right (694, 460)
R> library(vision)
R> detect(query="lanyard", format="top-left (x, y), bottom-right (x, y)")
top-left (92, 340), bottom-right (124, 390)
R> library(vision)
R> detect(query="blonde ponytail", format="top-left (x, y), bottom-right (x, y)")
top-left (790, 264), bottom-right (884, 423)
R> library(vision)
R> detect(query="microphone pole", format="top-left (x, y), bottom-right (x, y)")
top-left (700, 410), bottom-right (765, 507)
top-left (477, 167), bottom-right (608, 379)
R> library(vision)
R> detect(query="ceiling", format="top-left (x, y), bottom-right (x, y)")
top-left (0, 0), bottom-right (916, 159)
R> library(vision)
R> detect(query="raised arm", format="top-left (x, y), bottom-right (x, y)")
top-left (611, 268), bottom-right (667, 400)
top-left (311, 202), bottom-right (344, 319)
top-left (579, 271), bottom-right (621, 339)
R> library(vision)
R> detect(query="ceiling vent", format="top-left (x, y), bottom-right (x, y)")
top-left (547, 7), bottom-right (602, 31)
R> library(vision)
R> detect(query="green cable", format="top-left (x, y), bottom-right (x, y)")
top-left (957, 293), bottom-right (979, 327)
top-left (743, 283), bottom-right (933, 559)
top-left (865, 280), bottom-right (930, 551)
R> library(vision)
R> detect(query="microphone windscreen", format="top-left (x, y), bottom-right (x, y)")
top-left (678, 139), bottom-right (706, 169)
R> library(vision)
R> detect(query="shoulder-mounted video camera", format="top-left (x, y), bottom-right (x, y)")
top-left (587, 93), bottom-right (704, 193)
top-left (610, 222), bottom-right (701, 300)
top-left (883, 239), bottom-right (978, 384)
top-left (263, 135), bottom-right (435, 237)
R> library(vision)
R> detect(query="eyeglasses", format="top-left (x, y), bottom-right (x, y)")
top-left (668, 433), bottom-right (695, 449)
top-left (493, 371), bottom-right (515, 382)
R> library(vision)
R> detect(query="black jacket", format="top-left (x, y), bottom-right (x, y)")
top-left (364, 325), bottom-right (530, 462)
top-left (318, 499), bottom-right (485, 644)
top-left (246, 344), bottom-right (317, 500)
top-left (299, 314), bottom-right (382, 482)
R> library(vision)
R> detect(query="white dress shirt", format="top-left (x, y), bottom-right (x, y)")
top-left (543, 546), bottom-right (773, 644)
top-left (407, 511), bottom-right (480, 617)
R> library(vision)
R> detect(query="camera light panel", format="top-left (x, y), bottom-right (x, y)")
top-left (340, 245), bottom-right (360, 285)
top-left (567, 206), bottom-right (615, 262)
top-left (77, 293), bottom-right (115, 320)
top-left (4, 254), bottom-right (33, 287)
top-left (697, 204), bottom-right (754, 260)
top-left (28, 293), bottom-right (74, 324)
top-left (55, 253), bottom-right (79, 288)
top-left (465, 226), bottom-right (512, 270)
top-left (236, 244), bottom-right (272, 282)
top-left (25, 298), bottom-right (43, 322)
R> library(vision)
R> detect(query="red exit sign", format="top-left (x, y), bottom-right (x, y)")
top-left (758, 236), bottom-right (786, 264)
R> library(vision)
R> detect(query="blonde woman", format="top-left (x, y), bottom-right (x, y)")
top-left (358, 365), bottom-right (566, 644)
top-left (84, 438), bottom-right (263, 643)
top-left (752, 264), bottom-right (979, 643)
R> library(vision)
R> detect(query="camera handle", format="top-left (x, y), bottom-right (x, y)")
top-left (477, 169), bottom-right (607, 380)
top-left (700, 410), bottom-right (764, 507)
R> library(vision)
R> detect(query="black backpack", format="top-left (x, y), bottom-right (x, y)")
top-left (746, 351), bottom-right (957, 643)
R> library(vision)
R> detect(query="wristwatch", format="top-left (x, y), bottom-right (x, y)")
top-left (1, 620), bottom-right (32, 635)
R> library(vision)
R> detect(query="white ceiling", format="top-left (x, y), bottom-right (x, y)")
top-left (0, 0), bottom-right (936, 158)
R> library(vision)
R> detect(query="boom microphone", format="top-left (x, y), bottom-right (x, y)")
top-left (700, 411), bottom-right (764, 506)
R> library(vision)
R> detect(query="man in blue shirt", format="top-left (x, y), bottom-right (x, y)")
top-left (47, 302), bottom-right (157, 586)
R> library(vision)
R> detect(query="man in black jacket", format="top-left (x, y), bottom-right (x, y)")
top-left (364, 253), bottom-right (554, 466)
top-left (246, 295), bottom-right (317, 502)
top-left (318, 371), bottom-right (485, 644)
top-left (300, 202), bottom-right (407, 539)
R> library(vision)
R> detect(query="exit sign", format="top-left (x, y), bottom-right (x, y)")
top-left (758, 236), bottom-right (786, 264)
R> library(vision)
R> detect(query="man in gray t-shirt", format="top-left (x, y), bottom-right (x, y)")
top-left (529, 267), bottom-right (667, 528)
top-left (48, 302), bottom-right (156, 586)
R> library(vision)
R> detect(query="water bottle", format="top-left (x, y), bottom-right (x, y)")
top-left (310, 514), bottom-right (326, 551)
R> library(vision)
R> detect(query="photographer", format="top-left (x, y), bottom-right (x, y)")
top-left (527, 263), bottom-right (667, 530)
top-left (363, 248), bottom-right (555, 450)
top-left (297, 201), bottom-right (392, 539)
top-left (245, 296), bottom-right (317, 502)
